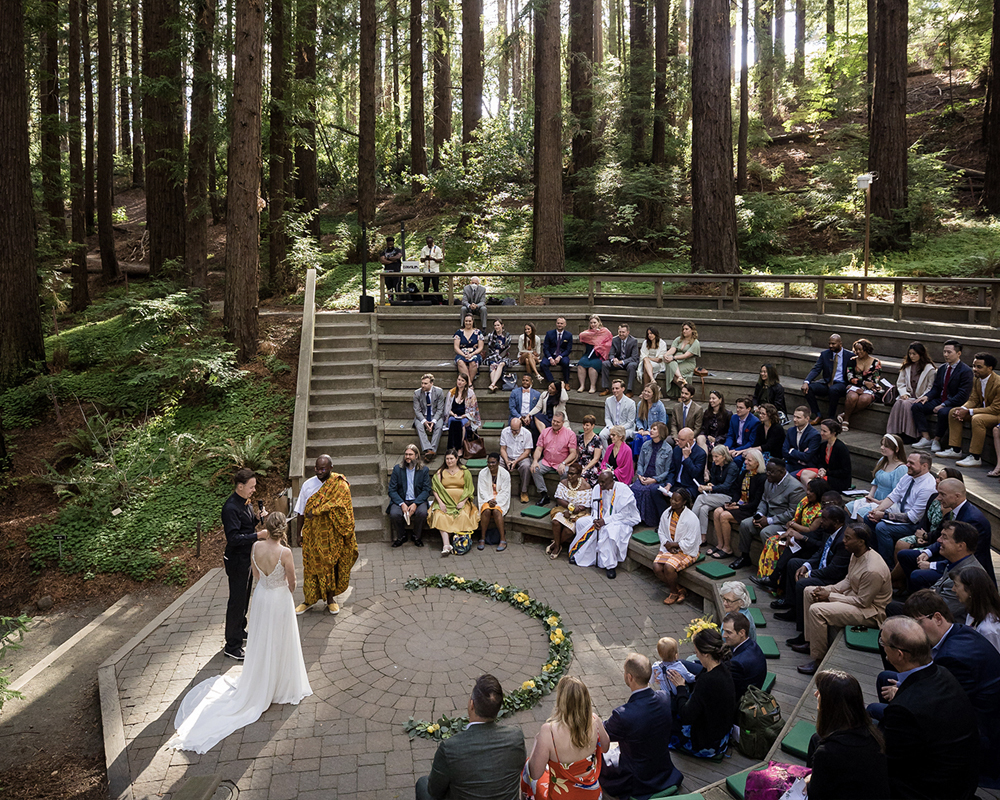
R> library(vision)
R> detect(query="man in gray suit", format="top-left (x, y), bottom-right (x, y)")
top-left (415, 674), bottom-right (525, 800)
top-left (732, 458), bottom-right (806, 569)
top-left (601, 379), bottom-right (637, 445)
top-left (460, 277), bottom-right (488, 328)
top-left (601, 323), bottom-right (641, 394)
top-left (414, 373), bottom-right (446, 462)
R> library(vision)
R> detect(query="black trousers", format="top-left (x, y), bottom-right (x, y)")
top-left (785, 557), bottom-right (828, 631)
top-left (389, 502), bottom-right (429, 541)
top-left (224, 551), bottom-right (252, 651)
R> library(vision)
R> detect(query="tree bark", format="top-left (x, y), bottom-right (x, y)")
top-left (83, 0), bottom-right (97, 232)
top-left (793, 0), bottom-right (805, 84)
top-left (609, 0), bottom-right (619, 58)
top-left (774, 0), bottom-right (785, 84)
top-left (295, 0), bottom-right (320, 237)
top-left (570, 0), bottom-right (596, 192)
top-left (97, 0), bottom-right (122, 281)
top-left (869, 0), bottom-right (909, 246)
top-left (1, 0), bottom-right (46, 389)
top-left (867, 0), bottom-right (876, 126)
top-left (532, 0), bottom-right (564, 275)
top-left (390, 0), bottom-right (402, 173)
top-left (651, 0), bottom-right (669, 165)
top-left (40, 2), bottom-right (68, 241)
top-left (499, 0), bottom-right (509, 105)
top-left (359, 0), bottom-right (376, 224)
top-left (224, 0), bottom-right (264, 363)
top-left (512, 0), bottom-right (522, 104)
top-left (268, 0), bottom-right (290, 289)
top-left (629, 0), bottom-right (652, 163)
top-left (412, 0), bottom-right (428, 181)
top-left (691, 0), bottom-right (739, 272)
top-left (117, 2), bottom-right (130, 154)
top-left (594, 0), bottom-right (604, 64)
top-left (188, 0), bottom-right (214, 293)
top-left (737, 0), bottom-right (749, 192)
top-left (983, 0), bottom-right (1000, 212)
top-left (756, 0), bottom-right (774, 125)
top-left (69, 0), bottom-right (92, 312)
top-left (130, 0), bottom-right (143, 187)
top-left (462, 0), bottom-right (484, 162)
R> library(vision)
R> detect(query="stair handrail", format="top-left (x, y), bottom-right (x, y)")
top-left (289, 269), bottom-right (317, 499)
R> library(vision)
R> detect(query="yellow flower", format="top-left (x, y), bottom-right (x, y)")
top-left (546, 615), bottom-right (560, 627)
top-left (453, 577), bottom-right (466, 584)
top-left (493, 584), bottom-right (504, 593)
top-left (522, 680), bottom-right (536, 691)
top-left (550, 630), bottom-right (564, 644)
top-left (427, 723), bottom-right (440, 733)
top-left (542, 664), bottom-right (552, 673)
top-left (551, 658), bottom-right (560, 666)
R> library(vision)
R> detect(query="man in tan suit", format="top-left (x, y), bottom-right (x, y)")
top-left (668, 385), bottom-right (704, 441)
top-left (941, 352), bottom-right (1000, 468)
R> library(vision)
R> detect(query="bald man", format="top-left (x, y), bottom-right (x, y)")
top-left (802, 334), bottom-right (848, 424)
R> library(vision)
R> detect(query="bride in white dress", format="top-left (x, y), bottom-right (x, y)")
top-left (168, 512), bottom-right (312, 754)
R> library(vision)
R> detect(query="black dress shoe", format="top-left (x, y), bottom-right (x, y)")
top-left (790, 642), bottom-right (811, 654)
top-left (392, 537), bottom-right (406, 548)
top-left (770, 599), bottom-right (791, 610)
top-left (797, 661), bottom-right (818, 675)
top-left (606, 567), bottom-right (617, 579)
top-left (224, 647), bottom-right (245, 660)
top-left (750, 575), bottom-right (776, 591)
top-left (413, 538), bottom-right (424, 547)
top-left (774, 609), bottom-right (796, 622)
top-left (537, 493), bottom-right (551, 507)
top-left (786, 634), bottom-right (806, 646)
top-left (729, 556), bottom-right (750, 570)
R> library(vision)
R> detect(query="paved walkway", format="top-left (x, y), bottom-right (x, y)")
top-left (110, 540), bottom-right (718, 800)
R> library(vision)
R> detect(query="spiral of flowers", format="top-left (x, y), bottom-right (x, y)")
top-left (402, 573), bottom-right (574, 741)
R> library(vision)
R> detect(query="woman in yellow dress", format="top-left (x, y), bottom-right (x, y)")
top-left (428, 449), bottom-right (480, 555)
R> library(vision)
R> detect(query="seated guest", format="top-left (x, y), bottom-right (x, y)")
top-left (802, 333), bottom-right (849, 424)
top-left (891, 466), bottom-right (961, 571)
top-left (602, 322), bottom-right (641, 395)
top-left (895, 520), bottom-right (987, 620)
top-left (484, 318), bottom-right (516, 393)
top-left (651, 637), bottom-right (698, 694)
top-left (530, 412), bottom-right (578, 507)
top-left (428, 449), bottom-right (480, 556)
top-left (752, 363), bottom-right (786, 418)
top-left (754, 403), bottom-right (785, 460)
top-left (601, 379), bottom-right (636, 445)
top-left (388, 444), bottom-right (432, 548)
top-left (577, 414), bottom-right (604, 487)
top-left (541, 317), bottom-right (573, 384)
top-left (576, 314), bottom-right (612, 394)
top-left (797, 418), bottom-right (851, 494)
top-left (724, 396), bottom-right (761, 454)
top-left (693, 445), bottom-right (741, 550)
top-left (531, 380), bottom-right (570, 436)
top-left (632, 382), bottom-right (668, 458)
top-left (839, 338), bottom-right (882, 432)
top-left (752, 478), bottom-right (827, 595)
top-left (697, 390), bottom-right (732, 455)
top-left (912, 339), bottom-right (973, 453)
top-left (782, 405), bottom-right (822, 475)
top-left (600, 654), bottom-right (682, 799)
top-left (509, 372), bottom-right (540, 427)
top-left (568, 470), bottom-right (641, 580)
top-left (721, 580), bottom-right (758, 641)
top-left (639, 326), bottom-right (668, 386)
top-left (653, 488), bottom-right (700, 605)
top-left (886, 341), bottom-right (937, 439)
top-left (663, 321), bottom-right (701, 399)
top-left (547, 461), bottom-right (592, 560)
top-left (521, 676), bottom-right (610, 800)
top-left (953, 566), bottom-right (1000, 653)
top-left (661, 427), bottom-right (706, 501)
top-left (631, 422), bottom-right (673, 527)
top-left (477, 453), bottom-right (511, 552)
top-left (807, 670), bottom-right (889, 800)
top-left (723, 612), bottom-right (767, 698)
top-left (795, 523), bottom-right (892, 675)
top-left (413, 373), bottom-right (446, 462)
top-left (518, 322), bottom-right (544, 383)
top-left (665, 628), bottom-right (736, 759)
top-left (730, 458), bottom-right (806, 571)
top-left (500, 416), bottom-right (535, 505)
top-left (444, 374), bottom-right (481, 450)
top-left (874, 616), bottom-right (980, 800)
top-left (601, 425), bottom-right (635, 486)
top-left (415, 674), bottom-right (525, 800)
top-left (847, 434), bottom-right (907, 520)
top-left (863, 451), bottom-right (938, 566)
top-left (668, 384), bottom-right (704, 442)
top-left (459, 275), bottom-right (488, 329)
top-left (711, 448), bottom-right (767, 559)
top-left (941, 352), bottom-right (1000, 467)
top-left (453, 312), bottom-right (484, 384)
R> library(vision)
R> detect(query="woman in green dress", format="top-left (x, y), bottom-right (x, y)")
top-left (663, 321), bottom-right (702, 399)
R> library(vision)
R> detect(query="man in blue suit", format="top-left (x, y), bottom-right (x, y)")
top-left (387, 444), bottom-right (432, 547)
top-left (723, 613), bottom-right (767, 699)
top-left (912, 339), bottom-right (974, 453)
top-left (600, 653), bottom-right (683, 800)
top-left (801, 333), bottom-right (849, 423)
top-left (508, 373), bottom-right (540, 426)
top-left (782, 405), bottom-right (822, 474)
top-left (724, 397), bottom-right (760, 453)
top-left (540, 317), bottom-right (573, 383)
top-left (662, 427), bottom-right (706, 500)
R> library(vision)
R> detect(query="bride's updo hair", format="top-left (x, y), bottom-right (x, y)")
top-left (265, 512), bottom-right (288, 545)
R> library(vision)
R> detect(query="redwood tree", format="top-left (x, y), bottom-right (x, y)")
top-left (39, 2), bottom-right (68, 241)
top-left (359, 0), bottom-right (376, 224)
top-left (269, 0), bottom-right (290, 288)
top-left (187, 0), bottom-right (214, 292)
top-left (295, 0), bottom-right (320, 237)
top-left (130, 0), bottom-right (143, 187)
top-left (411, 0), bottom-right (427, 186)
top-left (651, 0), bottom-right (669, 166)
top-left (432, 0), bottom-right (452, 169)
top-left (83, 0), bottom-right (96, 231)
top-left (629, 0), bottom-right (652, 163)
top-left (97, 0), bottom-right (122, 280)
top-left (462, 0), bottom-right (484, 162)
top-left (531, 0), bottom-right (564, 275)
top-left (737, 0), bottom-right (750, 192)
top-left (69, 0), bottom-right (92, 311)
top-left (570, 0), bottom-right (596, 214)
top-left (981, 0), bottom-right (999, 213)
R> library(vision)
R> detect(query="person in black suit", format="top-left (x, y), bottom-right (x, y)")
top-left (797, 418), bottom-right (852, 494)
top-left (911, 339), bottom-right (974, 453)
top-left (415, 674), bottom-right (526, 800)
top-left (541, 317), bottom-right (573, 383)
top-left (723, 612), bottom-right (766, 699)
top-left (387, 444), bottom-right (433, 547)
top-left (600, 653), bottom-right (683, 800)
top-left (783, 405), bottom-right (822, 474)
top-left (875, 616), bottom-right (980, 800)
top-left (601, 323), bottom-right (641, 393)
top-left (221, 468), bottom-right (267, 660)
top-left (663, 428), bottom-right (706, 500)
top-left (802, 334), bottom-right (850, 423)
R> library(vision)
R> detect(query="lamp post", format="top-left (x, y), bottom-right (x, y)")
top-left (857, 173), bottom-right (875, 279)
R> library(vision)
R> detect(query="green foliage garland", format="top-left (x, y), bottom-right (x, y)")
top-left (402, 574), bottom-right (573, 742)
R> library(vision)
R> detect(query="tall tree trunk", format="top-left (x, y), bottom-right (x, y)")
top-left (432, 0), bottom-right (452, 169)
top-left (866, 0), bottom-right (875, 125)
top-left (825, 0), bottom-right (835, 64)
top-left (629, 0), bottom-right (652, 163)
top-left (691, 0), bottom-right (739, 272)
top-left (869, 0), bottom-right (909, 246)
top-left (130, 0), bottom-right (143, 186)
top-left (40, 2), bottom-right (68, 241)
top-left (69, 0), bottom-right (92, 311)
top-left (412, 0), bottom-right (428, 182)
top-left (532, 0), bottom-right (564, 275)
top-left (983, 0), bottom-right (1000, 212)
top-left (359, 0), bottom-right (377, 224)
top-left (594, 0), bottom-right (604, 64)
top-left (774, 0), bottom-right (785, 85)
top-left (295, 0), bottom-right (320, 237)
top-left (609, 0), bottom-right (619, 58)
top-left (512, 0), bottom-right (522, 104)
top-left (651, 0), bottom-right (669, 165)
top-left (570, 0), bottom-right (596, 204)
top-left (268, 0), bottom-right (290, 289)
top-left (117, 3), bottom-right (130, 154)
top-left (756, 0), bottom-right (774, 125)
top-left (83, 0), bottom-right (97, 232)
top-left (793, 0), bottom-right (805, 84)
top-left (97, 0), bottom-right (122, 281)
top-left (462, 0), bottom-right (483, 162)
top-left (187, 0), bottom-right (214, 293)
top-left (1, 0), bottom-right (46, 389)
top-left (390, 0), bottom-right (402, 172)
top-left (499, 0), bottom-right (509, 106)
top-left (224, 0), bottom-right (264, 362)
top-left (737, 0), bottom-right (749, 191)
top-left (143, 0), bottom-right (185, 276)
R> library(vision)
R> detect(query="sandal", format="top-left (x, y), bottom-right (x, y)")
top-left (711, 549), bottom-right (732, 559)
top-left (477, 540), bottom-right (486, 550)
top-left (988, 467), bottom-right (1000, 477)
top-left (549, 549), bottom-right (560, 560)
top-left (497, 542), bottom-right (507, 552)
top-left (545, 542), bottom-right (556, 556)
top-left (664, 593), bottom-right (681, 605)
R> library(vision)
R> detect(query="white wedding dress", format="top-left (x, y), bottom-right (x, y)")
top-left (168, 544), bottom-right (313, 754)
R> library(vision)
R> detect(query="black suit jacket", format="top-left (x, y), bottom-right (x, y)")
top-left (783, 424), bottom-right (822, 472)
top-left (425, 721), bottom-right (526, 800)
top-left (387, 464), bottom-right (432, 508)
top-left (924, 501), bottom-right (995, 581)
top-left (809, 437), bottom-right (852, 493)
top-left (806, 526), bottom-right (851, 584)
top-left (883, 663), bottom-right (979, 800)
top-left (729, 638), bottom-right (767, 700)
top-left (805, 348), bottom-right (849, 385)
top-left (806, 727), bottom-right (889, 800)
top-left (601, 687), bottom-right (681, 800)
top-left (923, 360), bottom-right (973, 408)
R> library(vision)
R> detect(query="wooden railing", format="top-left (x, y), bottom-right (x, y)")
top-left (377, 270), bottom-right (1000, 327)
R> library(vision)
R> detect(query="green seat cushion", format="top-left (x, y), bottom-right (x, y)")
top-left (632, 528), bottom-right (660, 546)
top-left (845, 625), bottom-right (881, 653)
top-left (630, 786), bottom-right (678, 800)
top-left (745, 584), bottom-right (757, 603)
top-left (748, 607), bottom-right (766, 628)
top-left (757, 635), bottom-right (780, 659)
top-left (481, 420), bottom-right (505, 430)
top-left (466, 458), bottom-right (489, 469)
top-left (519, 505), bottom-right (552, 519)
top-left (762, 671), bottom-right (776, 693)
top-left (694, 553), bottom-right (706, 564)
top-left (669, 795), bottom-right (706, 800)
top-left (781, 720), bottom-right (817, 759)
top-left (696, 561), bottom-right (735, 579)
top-left (726, 767), bottom-right (766, 800)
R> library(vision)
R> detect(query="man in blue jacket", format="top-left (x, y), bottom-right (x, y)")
top-left (912, 339), bottom-right (974, 453)
top-left (662, 427), bottom-right (706, 500)
top-left (387, 444), bottom-right (432, 547)
top-left (508, 372), bottom-right (540, 426)
top-left (724, 397), bottom-right (761, 454)
top-left (801, 334), bottom-right (850, 424)
top-left (723, 613), bottom-right (767, 699)
top-left (541, 317), bottom-right (573, 383)
top-left (782, 405), bottom-right (822, 474)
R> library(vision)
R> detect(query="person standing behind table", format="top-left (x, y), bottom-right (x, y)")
top-left (298, 466), bottom-right (357, 616)
top-left (576, 314), bottom-right (613, 394)
top-left (415, 674), bottom-right (526, 800)
top-left (885, 341), bottom-right (937, 439)
top-left (697, 390), bottom-right (731, 456)
top-left (222, 468), bottom-right (267, 660)
top-left (518, 322), bottom-right (544, 384)
top-left (530, 411), bottom-right (578, 507)
top-left (662, 321), bottom-right (701, 399)
top-left (724, 396), bottom-right (761, 455)
top-left (863, 451), bottom-right (937, 566)
top-left (541, 317), bottom-right (573, 384)
top-left (661, 427), bottom-right (707, 501)
top-left (379, 235), bottom-right (403, 296)
top-left (601, 322), bottom-right (641, 396)
top-left (388, 445), bottom-right (432, 548)
top-left (419, 235), bottom-right (443, 304)
top-left (459, 276), bottom-right (488, 329)
top-left (509, 372), bottom-right (540, 428)
top-left (668, 384), bottom-right (704, 442)
top-left (414, 373), bottom-right (447, 462)
top-left (500, 416), bottom-right (535, 505)
top-left (600, 378), bottom-right (637, 446)
top-left (477, 453), bottom-right (511, 552)
top-left (911, 339), bottom-right (974, 453)
top-left (568, 470), bottom-right (641, 580)
top-left (802, 333), bottom-right (849, 424)
top-left (752, 363), bottom-right (787, 418)
top-left (940, 351), bottom-right (1000, 468)
top-left (783, 405), bottom-right (822, 477)
top-left (730, 457), bottom-right (806, 571)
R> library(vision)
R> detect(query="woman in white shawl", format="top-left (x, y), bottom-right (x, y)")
top-left (477, 453), bottom-right (511, 551)
top-left (654, 488), bottom-right (701, 605)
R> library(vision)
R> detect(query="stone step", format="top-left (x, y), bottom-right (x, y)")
top-left (307, 419), bottom-right (380, 439)
top-left (312, 359), bottom-right (376, 376)
top-left (354, 516), bottom-right (388, 542)
top-left (309, 375), bottom-right (375, 392)
top-left (312, 346), bottom-right (374, 362)
top-left (308, 401), bottom-right (379, 421)
top-left (302, 448), bottom-right (382, 471)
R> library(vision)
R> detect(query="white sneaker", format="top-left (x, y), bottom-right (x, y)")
top-left (913, 437), bottom-right (934, 450)
top-left (930, 440), bottom-right (943, 453)
top-left (938, 448), bottom-right (963, 459)
top-left (956, 455), bottom-right (983, 467)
